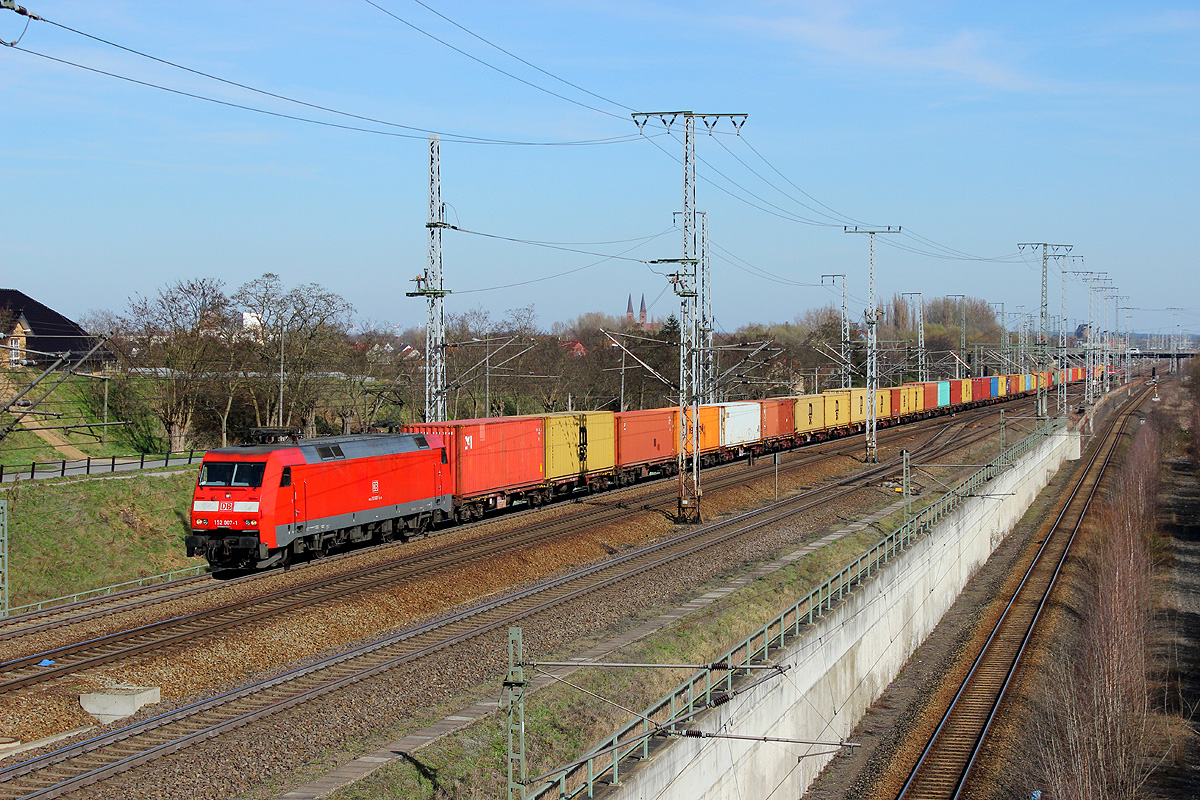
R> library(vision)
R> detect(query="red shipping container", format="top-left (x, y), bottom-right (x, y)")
top-left (404, 416), bottom-right (544, 500)
top-left (972, 377), bottom-right (990, 400)
top-left (890, 387), bottom-right (904, 415)
top-left (950, 380), bottom-right (963, 405)
top-left (615, 408), bottom-right (677, 468)
top-left (756, 398), bottom-right (794, 440)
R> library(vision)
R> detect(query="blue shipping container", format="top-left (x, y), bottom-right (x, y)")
top-left (936, 381), bottom-right (951, 407)
top-left (990, 376), bottom-right (999, 397)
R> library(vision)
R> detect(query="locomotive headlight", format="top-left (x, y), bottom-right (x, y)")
top-left (196, 518), bottom-right (208, 525)
top-left (248, 519), bottom-right (258, 526)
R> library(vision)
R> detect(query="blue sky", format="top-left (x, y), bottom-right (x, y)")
top-left (3, 1), bottom-right (1198, 339)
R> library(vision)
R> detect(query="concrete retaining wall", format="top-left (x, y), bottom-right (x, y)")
top-left (610, 426), bottom-right (1080, 800)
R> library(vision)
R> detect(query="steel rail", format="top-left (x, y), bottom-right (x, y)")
top-left (895, 387), bottom-right (1148, 800)
top-left (2, 390), bottom-right (1041, 643)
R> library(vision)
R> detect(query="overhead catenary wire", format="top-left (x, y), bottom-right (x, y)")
top-left (361, 0), bottom-right (632, 123)
top-left (401, 0), bottom-right (636, 114)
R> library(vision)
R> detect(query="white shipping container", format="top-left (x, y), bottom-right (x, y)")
top-left (715, 402), bottom-right (761, 447)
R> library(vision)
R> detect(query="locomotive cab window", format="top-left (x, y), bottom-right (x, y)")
top-left (200, 461), bottom-right (267, 488)
top-left (280, 467), bottom-right (292, 487)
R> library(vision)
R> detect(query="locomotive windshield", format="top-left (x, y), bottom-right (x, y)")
top-left (200, 461), bottom-right (267, 488)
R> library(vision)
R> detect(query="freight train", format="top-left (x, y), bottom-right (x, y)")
top-left (185, 369), bottom-right (1090, 569)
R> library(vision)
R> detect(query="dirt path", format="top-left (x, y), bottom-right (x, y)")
top-left (0, 372), bottom-right (88, 460)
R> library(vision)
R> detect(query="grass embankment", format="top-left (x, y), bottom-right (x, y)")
top-left (0, 372), bottom-right (150, 467)
top-left (4, 470), bottom-right (198, 608)
top-left (320, 525), bottom-right (882, 800)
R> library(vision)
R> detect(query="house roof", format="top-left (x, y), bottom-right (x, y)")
top-left (0, 289), bottom-right (111, 364)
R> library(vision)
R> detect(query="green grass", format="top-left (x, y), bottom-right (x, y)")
top-left (0, 372), bottom-right (154, 467)
top-left (4, 469), bottom-right (199, 607)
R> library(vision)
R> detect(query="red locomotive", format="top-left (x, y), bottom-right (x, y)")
top-left (186, 433), bottom-right (450, 569)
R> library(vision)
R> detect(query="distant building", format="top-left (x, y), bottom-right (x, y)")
top-left (560, 340), bottom-right (587, 357)
top-left (0, 289), bottom-right (112, 370)
top-left (621, 292), bottom-right (662, 333)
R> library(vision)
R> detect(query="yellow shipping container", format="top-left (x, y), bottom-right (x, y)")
top-left (909, 384), bottom-right (924, 412)
top-left (794, 394), bottom-right (825, 434)
top-left (875, 389), bottom-right (891, 420)
top-left (543, 411), bottom-right (615, 481)
top-left (826, 388), bottom-right (867, 423)
top-left (960, 378), bottom-right (973, 403)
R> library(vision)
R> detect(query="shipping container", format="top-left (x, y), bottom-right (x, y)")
top-left (950, 379), bottom-right (963, 405)
top-left (937, 381), bottom-right (951, 407)
top-left (824, 393), bottom-right (848, 428)
top-left (827, 388), bottom-right (867, 423)
top-left (715, 402), bottom-right (762, 448)
top-left (615, 408), bottom-right (677, 468)
top-left (973, 377), bottom-right (990, 401)
top-left (990, 376), bottom-right (1000, 397)
top-left (405, 417), bottom-right (544, 500)
top-left (683, 405), bottom-right (722, 455)
top-left (890, 387), bottom-right (906, 417)
top-left (794, 395), bottom-right (825, 434)
top-left (756, 398), bottom-right (794, 441)
top-left (906, 383), bottom-right (933, 412)
top-left (543, 411), bottom-right (615, 481)
top-left (909, 384), bottom-right (925, 412)
top-left (875, 389), bottom-right (892, 420)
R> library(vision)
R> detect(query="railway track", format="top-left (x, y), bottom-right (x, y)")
top-left (894, 386), bottom-right (1149, 800)
top-left (0, 407), bottom-right (1006, 799)
top-left (2, 391), bottom-right (1041, 647)
top-left (0, 406), bottom-right (996, 694)
top-left (0, 403), bottom-right (950, 642)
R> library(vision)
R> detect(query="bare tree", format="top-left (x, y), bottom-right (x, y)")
top-left (119, 278), bottom-right (230, 451)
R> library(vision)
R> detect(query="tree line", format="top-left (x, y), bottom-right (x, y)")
top-left (84, 277), bottom-right (1010, 452)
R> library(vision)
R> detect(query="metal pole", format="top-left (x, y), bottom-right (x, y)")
top-left (505, 627), bottom-right (528, 800)
top-left (407, 135), bottom-right (451, 422)
top-left (0, 500), bottom-right (7, 617)
top-left (949, 295), bottom-right (965, 379)
top-left (278, 321), bottom-right (285, 427)
top-left (845, 227), bottom-right (899, 463)
top-left (904, 292), bottom-right (926, 382)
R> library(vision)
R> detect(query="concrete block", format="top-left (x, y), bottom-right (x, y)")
top-left (80, 686), bottom-right (160, 724)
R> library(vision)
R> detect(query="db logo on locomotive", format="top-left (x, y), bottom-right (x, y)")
top-left (218, 500), bottom-right (234, 512)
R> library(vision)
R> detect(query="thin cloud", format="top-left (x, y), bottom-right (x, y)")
top-left (724, 5), bottom-right (1039, 91)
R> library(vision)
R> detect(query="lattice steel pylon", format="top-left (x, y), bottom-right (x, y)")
top-left (902, 292), bottom-right (927, 383)
top-left (407, 136), bottom-right (451, 422)
top-left (846, 226), bottom-right (899, 463)
top-left (504, 627), bottom-right (528, 800)
top-left (662, 262), bottom-right (701, 522)
top-left (634, 111), bottom-right (746, 519)
top-left (1018, 242), bottom-right (1072, 418)
top-left (823, 274), bottom-right (851, 389)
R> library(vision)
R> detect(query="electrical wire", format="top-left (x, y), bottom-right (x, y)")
top-left (442, 223), bottom-right (667, 262)
top-left (404, 0), bottom-right (635, 113)
top-left (453, 229), bottom-right (674, 294)
top-left (10, 44), bottom-right (648, 147)
top-left (362, 0), bottom-right (630, 122)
